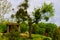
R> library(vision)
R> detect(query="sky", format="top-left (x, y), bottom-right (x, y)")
top-left (7, 0), bottom-right (60, 26)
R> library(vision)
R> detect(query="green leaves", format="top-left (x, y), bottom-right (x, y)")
top-left (20, 22), bottom-right (28, 33)
top-left (44, 16), bottom-right (49, 21)
top-left (11, 14), bottom-right (15, 19)
top-left (41, 3), bottom-right (54, 17)
top-left (15, 0), bottom-right (29, 22)
top-left (33, 2), bottom-right (54, 23)
top-left (0, 0), bottom-right (11, 14)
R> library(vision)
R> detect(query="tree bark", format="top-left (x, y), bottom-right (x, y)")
top-left (28, 17), bottom-right (33, 40)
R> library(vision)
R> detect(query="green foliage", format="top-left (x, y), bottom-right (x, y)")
top-left (20, 22), bottom-right (28, 33)
top-left (0, 33), bottom-right (7, 40)
top-left (0, 22), bottom-right (7, 33)
top-left (41, 3), bottom-right (54, 14)
top-left (32, 22), bottom-right (57, 37)
top-left (33, 3), bottom-right (54, 23)
top-left (6, 32), bottom-right (20, 40)
top-left (32, 23), bottom-right (45, 34)
top-left (6, 26), bottom-right (20, 40)
top-left (15, 0), bottom-right (29, 22)
top-left (14, 1), bottom-right (54, 39)
top-left (32, 24), bottom-right (39, 34)
top-left (16, 8), bottom-right (28, 22)
top-left (35, 23), bottom-right (46, 34)
top-left (45, 23), bottom-right (57, 37)
top-left (11, 14), bottom-right (15, 19)
top-left (41, 3), bottom-right (54, 21)
top-left (52, 27), bottom-right (60, 40)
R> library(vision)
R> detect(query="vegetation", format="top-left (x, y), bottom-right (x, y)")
top-left (0, 0), bottom-right (11, 22)
top-left (0, 0), bottom-right (60, 40)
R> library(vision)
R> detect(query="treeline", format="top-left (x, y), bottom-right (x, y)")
top-left (0, 21), bottom-right (60, 40)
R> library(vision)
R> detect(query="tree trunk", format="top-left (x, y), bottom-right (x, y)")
top-left (17, 18), bottom-right (21, 33)
top-left (28, 22), bottom-right (32, 39)
top-left (28, 17), bottom-right (33, 40)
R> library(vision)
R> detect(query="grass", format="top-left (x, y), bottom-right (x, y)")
top-left (0, 33), bottom-right (52, 40)
top-left (20, 33), bottom-right (52, 40)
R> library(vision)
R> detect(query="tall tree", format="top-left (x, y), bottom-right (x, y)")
top-left (15, 0), bottom-right (33, 39)
top-left (15, 0), bottom-right (54, 40)
top-left (0, 0), bottom-right (11, 22)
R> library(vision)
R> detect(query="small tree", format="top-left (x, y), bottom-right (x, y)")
top-left (33, 3), bottom-right (54, 24)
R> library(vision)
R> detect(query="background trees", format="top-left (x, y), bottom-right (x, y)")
top-left (32, 22), bottom-right (57, 36)
top-left (0, 0), bottom-right (11, 33)
top-left (0, 0), bottom-right (12, 22)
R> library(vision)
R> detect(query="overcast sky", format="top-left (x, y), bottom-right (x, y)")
top-left (7, 0), bottom-right (60, 26)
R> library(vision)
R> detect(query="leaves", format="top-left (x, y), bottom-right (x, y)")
top-left (11, 14), bottom-right (15, 19)
top-left (0, 0), bottom-right (12, 22)
top-left (33, 3), bottom-right (54, 23)
top-left (0, 0), bottom-right (12, 14)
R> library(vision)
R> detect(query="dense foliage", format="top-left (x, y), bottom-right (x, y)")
top-left (20, 22), bottom-right (28, 33)
top-left (32, 22), bottom-right (57, 37)
top-left (52, 27), bottom-right (60, 40)
top-left (0, 22), bottom-right (7, 33)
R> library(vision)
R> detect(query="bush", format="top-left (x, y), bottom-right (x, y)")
top-left (32, 22), bottom-right (57, 37)
top-left (6, 32), bottom-right (20, 40)
top-left (20, 22), bottom-right (28, 33)
top-left (0, 23), bottom-right (7, 33)
top-left (5, 26), bottom-right (20, 40)
top-left (52, 27), bottom-right (60, 40)
top-left (32, 24), bottom-right (39, 34)
top-left (32, 23), bottom-right (46, 34)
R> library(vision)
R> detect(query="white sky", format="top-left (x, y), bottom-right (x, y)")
top-left (7, 0), bottom-right (60, 26)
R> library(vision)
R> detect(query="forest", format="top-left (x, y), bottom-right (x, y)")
top-left (0, 0), bottom-right (60, 40)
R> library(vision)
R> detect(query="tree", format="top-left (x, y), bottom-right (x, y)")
top-left (0, 0), bottom-right (12, 22)
top-left (14, 0), bottom-right (54, 40)
top-left (15, 0), bottom-right (33, 39)
top-left (32, 2), bottom-right (54, 39)
top-left (53, 27), bottom-right (60, 40)
top-left (33, 3), bottom-right (54, 24)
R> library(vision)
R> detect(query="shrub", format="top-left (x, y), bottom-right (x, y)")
top-left (0, 23), bottom-right (7, 33)
top-left (20, 22), bottom-right (28, 33)
top-left (52, 27), bottom-right (60, 40)
top-left (32, 24), bottom-right (39, 34)
top-left (6, 32), bottom-right (20, 40)
top-left (5, 26), bottom-right (20, 40)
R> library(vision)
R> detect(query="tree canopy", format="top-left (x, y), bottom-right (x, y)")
top-left (0, 0), bottom-right (12, 22)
